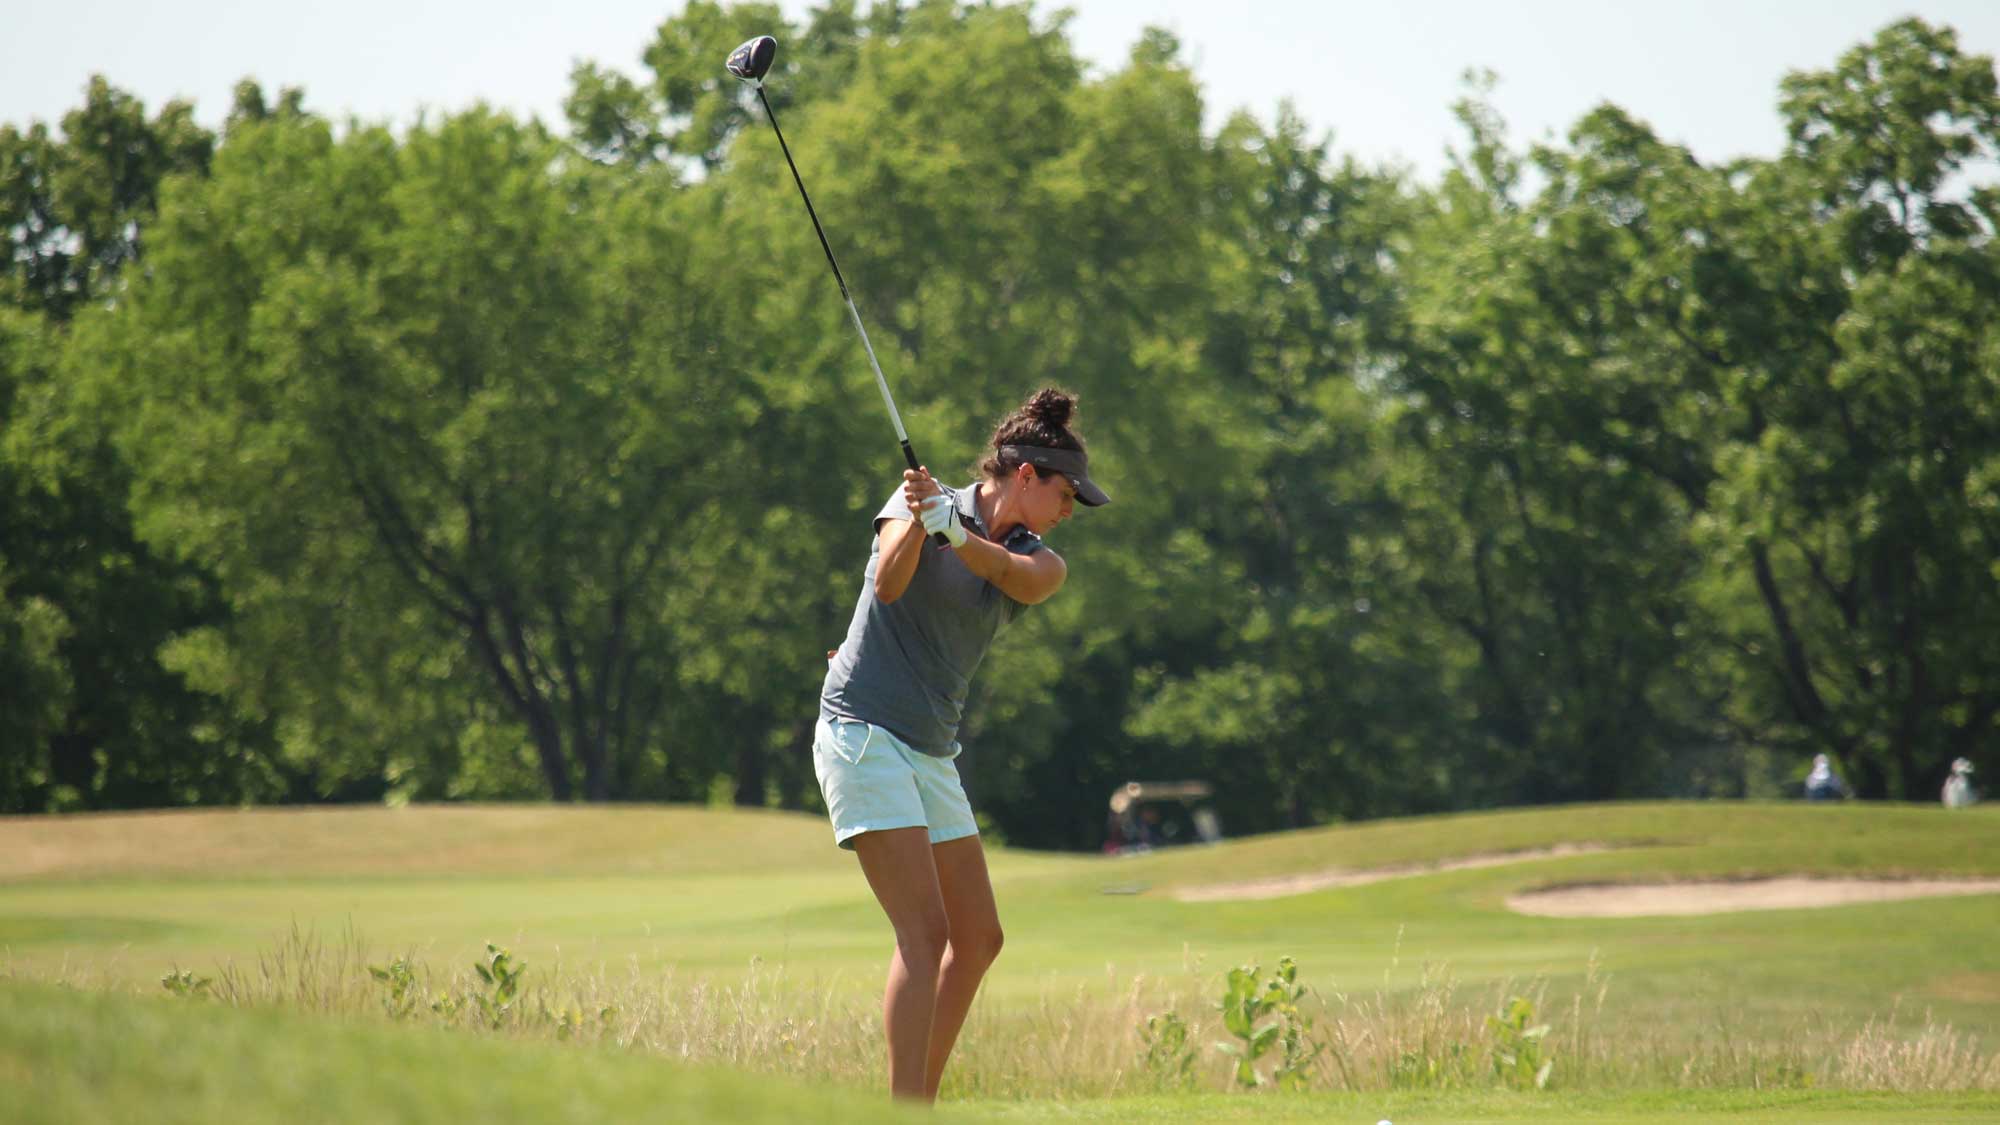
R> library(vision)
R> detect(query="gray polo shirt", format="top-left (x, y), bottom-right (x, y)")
top-left (819, 482), bottom-right (1044, 756)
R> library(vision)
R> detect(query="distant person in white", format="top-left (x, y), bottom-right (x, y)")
top-left (1804, 753), bottom-right (1850, 801)
top-left (1942, 758), bottom-right (1977, 809)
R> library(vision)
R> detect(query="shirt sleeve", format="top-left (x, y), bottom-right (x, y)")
top-left (1002, 527), bottom-right (1044, 556)
top-left (873, 483), bottom-right (917, 531)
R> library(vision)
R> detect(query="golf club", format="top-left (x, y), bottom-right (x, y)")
top-left (726, 34), bottom-right (952, 548)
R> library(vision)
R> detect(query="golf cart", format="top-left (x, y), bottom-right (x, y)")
top-left (1104, 780), bottom-right (1221, 854)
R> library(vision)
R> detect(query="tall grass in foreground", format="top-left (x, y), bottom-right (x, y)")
top-left (9, 926), bottom-right (1996, 1099)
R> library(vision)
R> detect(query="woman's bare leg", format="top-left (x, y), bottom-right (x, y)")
top-left (850, 827), bottom-right (950, 1100)
top-left (924, 834), bottom-right (1004, 1099)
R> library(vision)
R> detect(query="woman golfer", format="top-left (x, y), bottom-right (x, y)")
top-left (814, 387), bottom-right (1108, 1102)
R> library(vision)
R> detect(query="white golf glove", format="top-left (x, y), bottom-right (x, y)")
top-left (917, 493), bottom-right (966, 547)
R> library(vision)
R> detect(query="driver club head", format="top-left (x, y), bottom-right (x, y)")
top-left (726, 35), bottom-right (778, 86)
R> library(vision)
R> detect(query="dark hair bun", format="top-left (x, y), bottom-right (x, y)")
top-left (981, 385), bottom-right (1085, 478)
top-left (1023, 387), bottom-right (1075, 429)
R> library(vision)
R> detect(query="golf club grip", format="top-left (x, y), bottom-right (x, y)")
top-left (900, 441), bottom-right (954, 549)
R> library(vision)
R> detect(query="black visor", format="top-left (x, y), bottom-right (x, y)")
top-left (998, 444), bottom-right (1109, 507)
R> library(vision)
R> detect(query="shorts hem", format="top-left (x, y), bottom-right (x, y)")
top-left (928, 823), bottom-right (979, 846)
top-left (834, 818), bottom-right (929, 851)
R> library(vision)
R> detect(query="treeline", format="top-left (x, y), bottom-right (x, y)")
top-left (3, 3), bottom-right (1996, 847)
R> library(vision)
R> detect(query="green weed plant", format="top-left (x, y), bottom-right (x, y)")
top-left (1215, 957), bottom-right (1323, 1091)
top-left (1390, 1040), bottom-right (1476, 1089)
top-left (366, 957), bottom-right (420, 1020)
top-left (471, 943), bottom-right (525, 1029)
top-left (1488, 994), bottom-right (1555, 1089)
top-left (368, 943), bottom-right (525, 1030)
top-left (1138, 1011), bottom-right (1196, 1090)
top-left (159, 968), bottom-right (213, 999)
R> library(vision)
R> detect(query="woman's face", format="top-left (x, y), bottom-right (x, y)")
top-left (1016, 465), bottom-right (1077, 535)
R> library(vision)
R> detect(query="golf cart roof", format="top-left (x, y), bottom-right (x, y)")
top-left (1109, 781), bottom-right (1213, 813)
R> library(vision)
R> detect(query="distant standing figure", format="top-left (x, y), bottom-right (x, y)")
top-left (1943, 758), bottom-right (1978, 809)
top-left (1804, 753), bottom-right (1849, 801)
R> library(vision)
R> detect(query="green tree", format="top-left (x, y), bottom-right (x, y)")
top-left (76, 107), bottom-right (752, 800)
top-left (1377, 19), bottom-right (2000, 802)
top-left (0, 83), bottom-right (268, 813)
top-left (0, 313), bottom-right (73, 806)
top-left (0, 77), bottom-right (211, 321)
top-left (1705, 18), bottom-right (2000, 795)
top-left (1379, 89), bottom-right (1720, 804)
top-left (1119, 101), bottom-right (1444, 829)
top-left (566, 0), bottom-right (908, 171)
top-left (0, 556), bottom-right (72, 805)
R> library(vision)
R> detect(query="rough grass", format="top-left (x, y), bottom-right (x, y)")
top-left (0, 976), bottom-right (915, 1125)
top-left (25, 922), bottom-right (1990, 1100)
top-left (4, 977), bottom-right (1997, 1124)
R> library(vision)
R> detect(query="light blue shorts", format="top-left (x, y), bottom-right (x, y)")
top-left (812, 716), bottom-right (978, 850)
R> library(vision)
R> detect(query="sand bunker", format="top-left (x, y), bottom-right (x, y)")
top-left (1509, 877), bottom-right (2000, 918)
top-left (1173, 843), bottom-right (1613, 902)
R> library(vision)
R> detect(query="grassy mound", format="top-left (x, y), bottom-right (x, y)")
top-left (1106, 801), bottom-right (2000, 893)
top-left (0, 803), bottom-right (846, 882)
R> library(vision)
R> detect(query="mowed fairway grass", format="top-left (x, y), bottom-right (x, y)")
top-left (3, 801), bottom-right (1998, 1121)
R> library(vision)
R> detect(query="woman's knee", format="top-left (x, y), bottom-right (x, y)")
top-left (953, 921), bottom-right (1003, 968)
top-left (896, 909), bottom-right (952, 966)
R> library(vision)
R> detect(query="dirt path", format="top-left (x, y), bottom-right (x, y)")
top-left (1508, 876), bottom-right (2000, 917)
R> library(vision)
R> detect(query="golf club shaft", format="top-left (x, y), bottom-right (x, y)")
top-left (755, 87), bottom-right (950, 547)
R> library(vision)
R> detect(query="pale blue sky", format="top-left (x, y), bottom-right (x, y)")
top-left (4, 1), bottom-right (1996, 180)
